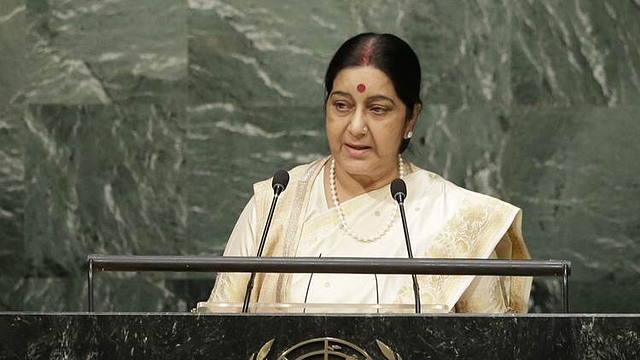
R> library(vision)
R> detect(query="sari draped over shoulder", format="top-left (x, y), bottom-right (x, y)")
top-left (207, 157), bottom-right (532, 313)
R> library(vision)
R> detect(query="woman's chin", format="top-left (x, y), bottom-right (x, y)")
top-left (335, 158), bottom-right (374, 177)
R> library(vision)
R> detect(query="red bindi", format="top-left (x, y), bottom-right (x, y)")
top-left (356, 83), bottom-right (366, 93)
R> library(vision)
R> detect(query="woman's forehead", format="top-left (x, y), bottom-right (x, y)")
top-left (332, 66), bottom-right (396, 96)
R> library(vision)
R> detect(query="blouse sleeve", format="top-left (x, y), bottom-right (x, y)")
top-left (206, 196), bottom-right (258, 306)
top-left (221, 196), bottom-right (258, 257)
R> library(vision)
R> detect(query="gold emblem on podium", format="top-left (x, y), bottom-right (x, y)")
top-left (249, 337), bottom-right (402, 359)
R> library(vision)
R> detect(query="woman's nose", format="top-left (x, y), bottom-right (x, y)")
top-left (347, 109), bottom-right (367, 136)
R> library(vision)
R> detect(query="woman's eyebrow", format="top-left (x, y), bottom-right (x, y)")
top-left (329, 92), bottom-right (396, 105)
top-left (366, 95), bottom-right (396, 105)
top-left (329, 91), bottom-right (353, 98)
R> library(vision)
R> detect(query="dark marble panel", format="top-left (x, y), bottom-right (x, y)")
top-left (408, 105), bottom-right (511, 197)
top-left (2, 313), bottom-right (640, 359)
top-left (15, 273), bottom-right (213, 313)
top-left (503, 106), bottom-right (640, 312)
top-left (21, 103), bottom-right (188, 310)
top-left (188, 1), bottom-right (515, 109)
top-left (0, 107), bottom-right (26, 286)
top-left (188, 0), bottom-right (340, 107)
top-left (0, 0), bottom-right (26, 106)
top-left (24, 0), bottom-right (187, 104)
top-left (186, 104), bottom-right (326, 251)
top-left (0, 1), bottom-right (27, 312)
top-left (90, 274), bottom-right (213, 312)
top-left (511, 0), bottom-right (640, 106)
top-left (403, 1), bottom-right (512, 108)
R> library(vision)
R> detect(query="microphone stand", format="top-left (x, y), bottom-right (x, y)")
top-left (242, 171), bottom-right (289, 313)
top-left (391, 178), bottom-right (421, 314)
top-left (398, 198), bottom-right (421, 314)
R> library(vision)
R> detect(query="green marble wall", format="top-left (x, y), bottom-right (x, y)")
top-left (0, 0), bottom-right (638, 313)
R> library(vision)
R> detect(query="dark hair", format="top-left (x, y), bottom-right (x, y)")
top-left (324, 33), bottom-right (422, 152)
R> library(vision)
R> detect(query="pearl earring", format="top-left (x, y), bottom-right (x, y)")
top-left (406, 131), bottom-right (413, 139)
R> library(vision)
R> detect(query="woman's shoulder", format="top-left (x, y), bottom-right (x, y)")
top-left (407, 163), bottom-right (520, 212)
top-left (253, 156), bottom-right (329, 192)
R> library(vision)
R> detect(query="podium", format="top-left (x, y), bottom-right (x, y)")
top-left (2, 312), bottom-right (640, 358)
top-left (3, 255), bottom-right (638, 358)
top-left (4, 254), bottom-right (587, 358)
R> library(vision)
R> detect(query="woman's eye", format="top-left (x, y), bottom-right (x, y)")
top-left (334, 101), bottom-right (351, 111)
top-left (370, 106), bottom-right (387, 115)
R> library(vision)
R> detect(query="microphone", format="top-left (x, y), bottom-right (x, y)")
top-left (390, 178), bottom-right (421, 314)
top-left (242, 169), bottom-right (290, 313)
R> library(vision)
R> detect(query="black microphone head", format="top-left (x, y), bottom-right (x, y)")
top-left (390, 178), bottom-right (407, 202)
top-left (272, 169), bottom-right (290, 193)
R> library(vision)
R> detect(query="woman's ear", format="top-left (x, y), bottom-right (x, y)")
top-left (412, 102), bottom-right (422, 120)
top-left (405, 102), bottom-right (421, 134)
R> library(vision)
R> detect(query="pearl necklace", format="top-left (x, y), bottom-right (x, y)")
top-left (329, 155), bottom-right (405, 243)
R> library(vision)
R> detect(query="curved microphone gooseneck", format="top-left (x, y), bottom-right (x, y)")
top-left (391, 178), bottom-right (421, 314)
top-left (242, 169), bottom-right (290, 313)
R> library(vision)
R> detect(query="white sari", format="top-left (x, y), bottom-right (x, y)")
top-left (206, 157), bottom-right (531, 313)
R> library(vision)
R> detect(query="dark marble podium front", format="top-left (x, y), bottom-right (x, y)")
top-left (1, 312), bottom-right (639, 359)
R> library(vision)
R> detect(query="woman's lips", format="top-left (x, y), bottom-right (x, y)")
top-left (344, 143), bottom-right (371, 157)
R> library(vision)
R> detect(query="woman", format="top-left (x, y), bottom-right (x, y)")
top-left (204, 33), bottom-right (531, 313)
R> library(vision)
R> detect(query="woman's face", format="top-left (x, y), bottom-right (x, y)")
top-left (325, 66), bottom-right (417, 184)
